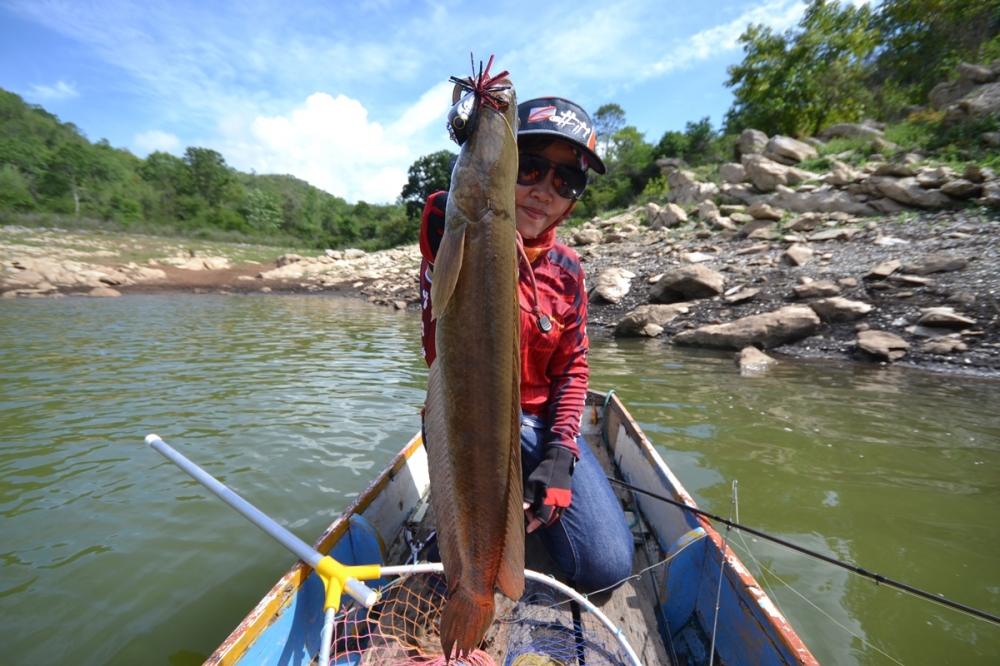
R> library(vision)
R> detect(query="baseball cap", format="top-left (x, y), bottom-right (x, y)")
top-left (517, 97), bottom-right (606, 175)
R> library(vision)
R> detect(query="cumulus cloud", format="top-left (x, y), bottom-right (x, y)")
top-left (133, 129), bottom-right (182, 155)
top-left (218, 89), bottom-right (452, 203)
top-left (28, 80), bottom-right (79, 101)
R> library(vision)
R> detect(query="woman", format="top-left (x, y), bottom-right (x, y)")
top-left (419, 97), bottom-right (632, 592)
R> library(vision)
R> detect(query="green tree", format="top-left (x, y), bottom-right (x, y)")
top-left (725, 0), bottom-right (879, 136)
top-left (0, 164), bottom-right (35, 211)
top-left (593, 103), bottom-right (626, 155)
top-left (400, 150), bottom-right (455, 221)
top-left (183, 147), bottom-right (233, 207)
top-left (871, 0), bottom-right (1000, 115)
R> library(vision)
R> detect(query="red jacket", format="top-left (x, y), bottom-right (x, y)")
top-left (419, 191), bottom-right (589, 456)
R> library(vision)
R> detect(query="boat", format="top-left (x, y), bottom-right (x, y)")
top-left (206, 390), bottom-right (817, 665)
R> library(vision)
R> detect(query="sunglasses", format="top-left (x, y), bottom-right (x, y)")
top-left (517, 153), bottom-right (588, 200)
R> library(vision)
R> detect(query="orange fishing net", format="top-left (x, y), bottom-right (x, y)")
top-left (323, 570), bottom-right (634, 665)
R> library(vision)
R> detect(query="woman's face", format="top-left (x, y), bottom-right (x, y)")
top-left (515, 140), bottom-right (579, 240)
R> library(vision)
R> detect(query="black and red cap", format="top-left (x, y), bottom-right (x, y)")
top-left (517, 97), bottom-right (606, 175)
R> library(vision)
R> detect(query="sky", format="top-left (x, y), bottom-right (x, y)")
top-left (0, 0), bottom-right (869, 204)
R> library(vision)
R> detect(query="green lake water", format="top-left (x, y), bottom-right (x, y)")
top-left (1, 294), bottom-right (997, 665)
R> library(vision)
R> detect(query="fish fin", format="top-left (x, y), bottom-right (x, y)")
top-left (497, 324), bottom-right (525, 602)
top-left (429, 223), bottom-right (465, 320)
top-left (424, 360), bottom-right (463, 584)
top-left (439, 585), bottom-right (495, 661)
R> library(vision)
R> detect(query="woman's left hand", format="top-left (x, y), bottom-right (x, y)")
top-left (523, 446), bottom-right (576, 532)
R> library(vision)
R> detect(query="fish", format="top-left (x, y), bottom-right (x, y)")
top-left (422, 56), bottom-right (524, 660)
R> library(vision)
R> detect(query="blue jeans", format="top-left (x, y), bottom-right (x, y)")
top-left (521, 414), bottom-right (633, 592)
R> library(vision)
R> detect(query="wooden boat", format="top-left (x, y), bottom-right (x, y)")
top-left (207, 390), bottom-right (817, 665)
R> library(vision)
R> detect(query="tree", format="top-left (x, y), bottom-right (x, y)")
top-left (871, 0), bottom-right (1000, 116)
top-left (183, 147), bottom-right (233, 207)
top-left (725, 0), bottom-right (879, 136)
top-left (400, 150), bottom-right (455, 221)
top-left (593, 103), bottom-right (626, 155)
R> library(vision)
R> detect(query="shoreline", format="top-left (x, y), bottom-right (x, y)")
top-left (3, 212), bottom-right (998, 378)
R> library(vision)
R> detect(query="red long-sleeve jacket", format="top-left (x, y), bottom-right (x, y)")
top-left (419, 191), bottom-right (589, 456)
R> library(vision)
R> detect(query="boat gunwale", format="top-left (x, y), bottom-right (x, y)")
top-left (597, 389), bottom-right (818, 665)
top-left (205, 432), bottom-right (424, 665)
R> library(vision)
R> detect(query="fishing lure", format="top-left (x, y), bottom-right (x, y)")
top-left (447, 53), bottom-right (512, 146)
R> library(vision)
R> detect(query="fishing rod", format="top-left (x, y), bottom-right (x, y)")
top-left (607, 476), bottom-right (1000, 627)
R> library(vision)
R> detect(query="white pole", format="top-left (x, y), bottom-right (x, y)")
top-left (146, 434), bottom-right (377, 607)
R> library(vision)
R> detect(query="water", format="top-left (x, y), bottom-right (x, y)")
top-left (1, 295), bottom-right (997, 665)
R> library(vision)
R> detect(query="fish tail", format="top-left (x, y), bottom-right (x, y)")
top-left (439, 586), bottom-right (494, 661)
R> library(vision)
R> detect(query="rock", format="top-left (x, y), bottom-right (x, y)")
top-left (651, 265), bottom-right (725, 303)
top-left (963, 164), bottom-right (994, 183)
top-left (682, 251), bottom-right (716, 264)
top-left (717, 183), bottom-right (759, 205)
top-left (770, 188), bottom-right (876, 216)
top-left (920, 338), bottom-right (968, 354)
top-left (819, 123), bottom-right (884, 141)
top-left (809, 297), bottom-right (873, 322)
top-left (807, 227), bottom-right (858, 242)
top-left (764, 135), bottom-right (818, 165)
top-left (742, 155), bottom-right (813, 192)
top-left (867, 259), bottom-right (901, 279)
top-left (901, 254), bottom-right (968, 275)
top-left (697, 200), bottom-right (721, 223)
top-left (572, 228), bottom-right (603, 245)
top-left (950, 81), bottom-right (1000, 121)
top-left (916, 307), bottom-right (976, 329)
top-left (276, 254), bottom-right (303, 267)
top-left (940, 179), bottom-right (982, 199)
top-left (856, 330), bottom-right (909, 361)
top-left (739, 129), bottom-right (768, 156)
top-left (673, 305), bottom-right (821, 349)
top-left (871, 177), bottom-right (952, 208)
top-left (723, 287), bottom-right (760, 304)
top-left (787, 213), bottom-right (823, 232)
top-left (793, 280), bottom-right (841, 299)
top-left (983, 181), bottom-right (1000, 207)
top-left (615, 304), bottom-right (689, 337)
top-left (719, 163), bottom-right (747, 184)
top-left (916, 166), bottom-right (954, 189)
top-left (783, 244), bottom-right (813, 266)
top-left (958, 62), bottom-right (998, 84)
top-left (827, 159), bottom-right (861, 186)
top-left (666, 169), bottom-right (719, 205)
top-left (748, 202), bottom-right (783, 221)
top-left (873, 162), bottom-right (917, 178)
top-left (343, 248), bottom-right (367, 260)
top-left (590, 267), bottom-right (635, 305)
top-left (647, 202), bottom-right (688, 228)
top-left (87, 286), bottom-right (121, 297)
top-left (982, 132), bottom-right (1000, 147)
top-left (737, 346), bottom-right (777, 375)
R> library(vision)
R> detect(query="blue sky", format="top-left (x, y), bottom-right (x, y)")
top-left (0, 0), bottom-right (863, 203)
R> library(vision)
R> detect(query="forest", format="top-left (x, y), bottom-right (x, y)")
top-left (1, 0), bottom-right (997, 250)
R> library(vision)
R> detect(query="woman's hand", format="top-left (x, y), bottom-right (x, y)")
top-left (523, 446), bottom-right (576, 532)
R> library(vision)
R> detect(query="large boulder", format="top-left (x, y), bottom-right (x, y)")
top-left (770, 187), bottom-right (876, 216)
top-left (666, 169), bottom-right (719, 205)
top-left (739, 129), bottom-right (769, 156)
top-left (742, 155), bottom-right (813, 192)
top-left (590, 267), bottom-right (635, 305)
top-left (651, 265), bottom-right (725, 303)
top-left (646, 202), bottom-right (688, 228)
top-left (719, 163), bottom-right (747, 184)
top-left (764, 135), bottom-right (818, 165)
top-left (674, 305), bottom-right (821, 349)
top-left (809, 297), bottom-right (873, 322)
top-left (869, 177), bottom-right (952, 209)
top-left (819, 123), bottom-right (884, 141)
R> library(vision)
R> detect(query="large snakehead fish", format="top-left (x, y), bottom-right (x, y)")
top-left (423, 56), bottom-right (524, 660)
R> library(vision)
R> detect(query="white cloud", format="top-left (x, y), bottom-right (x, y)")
top-left (217, 91), bottom-right (446, 203)
top-left (646, 0), bottom-right (805, 78)
top-left (28, 80), bottom-right (78, 101)
top-left (133, 129), bottom-right (182, 155)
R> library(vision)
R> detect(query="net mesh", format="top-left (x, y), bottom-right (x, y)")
top-left (324, 570), bottom-right (633, 665)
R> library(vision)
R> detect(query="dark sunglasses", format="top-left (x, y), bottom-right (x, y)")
top-left (517, 153), bottom-right (588, 200)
